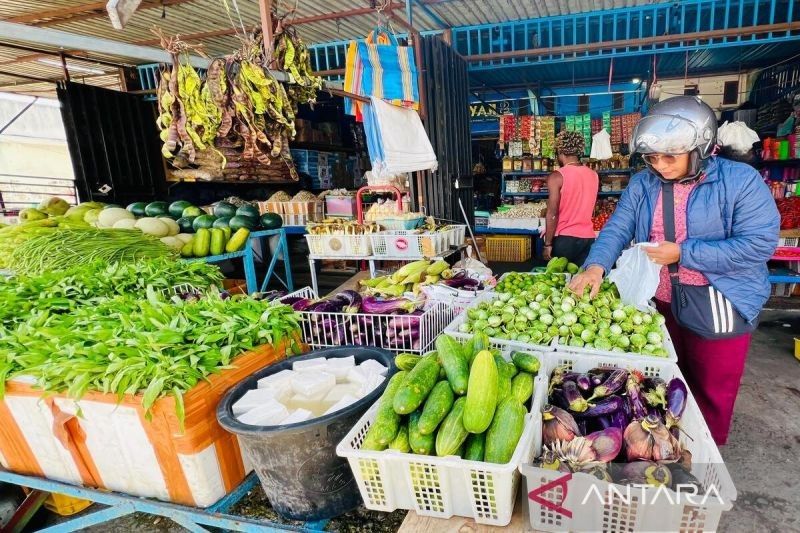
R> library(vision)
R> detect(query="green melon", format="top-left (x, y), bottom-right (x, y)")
top-left (192, 214), bottom-right (217, 231)
top-left (236, 205), bottom-right (260, 220)
top-left (260, 213), bottom-right (283, 230)
top-left (214, 201), bottom-right (237, 219)
top-left (229, 215), bottom-right (256, 231)
top-left (182, 206), bottom-right (203, 218)
top-left (169, 200), bottom-right (194, 219)
top-left (177, 216), bottom-right (196, 233)
top-left (127, 202), bottom-right (147, 217)
top-left (144, 201), bottom-right (169, 218)
top-left (212, 217), bottom-right (231, 229)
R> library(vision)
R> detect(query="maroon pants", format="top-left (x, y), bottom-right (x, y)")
top-left (654, 300), bottom-right (751, 446)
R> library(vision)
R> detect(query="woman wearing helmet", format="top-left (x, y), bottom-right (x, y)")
top-left (542, 130), bottom-right (599, 265)
top-left (569, 96), bottom-right (780, 445)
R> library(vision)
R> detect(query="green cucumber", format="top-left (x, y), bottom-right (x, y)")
top-left (511, 372), bottom-right (535, 404)
top-left (393, 355), bottom-right (440, 415)
top-left (463, 432), bottom-right (486, 461)
top-left (497, 371), bottom-right (513, 402)
top-left (192, 228), bottom-right (210, 257)
top-left (484, 398), bottom-right (527, 464)
top-left (470, 332), bottom-right (490, 366)
top-left (362, 371), bottom-right (408, 449)
top-left (463, 350), bottom-right (499, 433)
top-left (511, 351), bottom-right (541, 374)
top-left (435, 335), bottom-right (468, 395)
top-left (408, 410), bottom-right (434, 455)
top-left (417, 381), bottom-right (455, 435)
top-left (209, 228), bottom-right (225, 256)
top-left (389, 425), bottom-right (410, 453)
top-left (395, 353), bottom-right (422, 372)
top-left (435, 397), bottom-right (469, 457)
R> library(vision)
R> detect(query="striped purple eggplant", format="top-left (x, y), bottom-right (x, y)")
top-left (626, 372), bottom-right (648, 420)
top-left (587, 369), bottom-right (628, 402)
top-left (563, 380), bottom-right (590, 412)
top-left (574, 395), bottom-right (625, 418)
top-left (576, 374), bottom-right (592, 391)
top-left (665, 378), bottom-right (688, 428)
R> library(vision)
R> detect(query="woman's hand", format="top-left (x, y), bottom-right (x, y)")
top-left (645, 241), bottom-right (681, 265)
top-left (568, 265), bottom-right (604, 298)
top-left (542, 245), bottom-right (552, 261)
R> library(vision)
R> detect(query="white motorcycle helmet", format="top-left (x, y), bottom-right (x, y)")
top-left (630, 96), bottom-right (718, 182)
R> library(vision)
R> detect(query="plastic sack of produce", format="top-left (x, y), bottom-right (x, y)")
top-left (606, 243), bottom-right (661, 308)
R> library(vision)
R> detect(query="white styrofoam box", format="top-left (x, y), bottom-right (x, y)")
top-left (285, 392), bottom-right (328, 415)
top-left (292, 358), bottom-right (329, 373)
top-left (281, 408), bottom-right (313, 425)
top-left (290, 370), bottom-right (336, 398)
top-left (325, 356), bottom-right (356, 381)
top-left (323, 384), bottom-right (363, 404)
top-left (520, 352), bottom-right (736, 533)
top-left (257, 369), bottom-right (295, 390)
top-left (323, 395), bottom-right (359, 416)
top-left (232, 388), bottom-right (288, 416)
top-left (237, 401), bottom-right (289, 426)
top-left (358, 359), bottom-right (388, 377)
top-left (177, 444), bottom-right (226, 509)
top-left (336, 377), bottom-right (545, 526)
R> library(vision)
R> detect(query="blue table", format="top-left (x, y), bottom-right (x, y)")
top-left (185, 229), bottom-right (293, 295)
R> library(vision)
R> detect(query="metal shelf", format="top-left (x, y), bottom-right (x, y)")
top-left (475, 227), bottom-right (541, 235)
top-left (501, 192), bottom-right (549, 198)
top-left (599, 191), bottom-right (624, 197)
top-left (502, 171), bottom-right (550, 177)
top-left (768, 267), bottom-right (800, 284)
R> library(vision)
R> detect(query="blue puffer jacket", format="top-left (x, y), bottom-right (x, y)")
top-left (584, 156), bottom-right (780, 323)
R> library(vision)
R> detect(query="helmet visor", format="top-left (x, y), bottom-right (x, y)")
top-left (630, 114), bottom-right (699, 155)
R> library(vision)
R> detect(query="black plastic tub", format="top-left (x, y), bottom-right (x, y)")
top-left (217, 346), bottom-right (395, 521)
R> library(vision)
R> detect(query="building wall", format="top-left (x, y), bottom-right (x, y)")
top-left (656, 73), bottom-right (753, 113)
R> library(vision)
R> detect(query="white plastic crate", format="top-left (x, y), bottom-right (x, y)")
top-left (370, 231), bottom-right (451, 258)
top-left (336, 376), bottom-right (546, 526)
top-left (305, 233), bottom-right (373, 257)
top-left (281, 287), bottom-right (454, 354)
top-left (553, 321), bottom-right (678, 363)
top-left (520, 353), bottom-right (736, 533)
top-left (771, 282), bottom-right (798, 297)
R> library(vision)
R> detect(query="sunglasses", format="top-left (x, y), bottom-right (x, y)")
top-left (643, 154), bottom-right (679, 165)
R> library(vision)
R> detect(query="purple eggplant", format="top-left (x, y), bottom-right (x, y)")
top-left (550, 388), bottom-right (571, 411)
top-left (598, 416), bottom-right (612, 429)
top-left (563, 381), bottom-right (590, 412)
top-left (665, 378), bottom-right (688, 428)
top-left (442, 276), bottom-right (481, 289)
top-left (587, 369), bottom-right (627, 402)
top-left (626, 372), bottom-right (648, 420)
top-left (291, 298), bottom-right (313, 311)
top-left (388, 312), bottom-right (423, 330)
top-left (576, 374), bottom-right (592, 392)
top-left (281, 295), bottom-right (303, 305)
top-left (610, 409), bottom-right (630, 430)
top-left (338, 290), bottom-right (363, 313)
top-left (574, 396), bottom-right (625, 418)
top-left (361, 296), bottom-right (417, 314)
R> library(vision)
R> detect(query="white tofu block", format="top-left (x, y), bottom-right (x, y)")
top-left (233, 388), bottom-right (287, 416)
top-left (325, 356), bottom-right (356, 381)
top-left (323, 383), bottom-right (362, 404)
top-left (346, 366), bottom-right (370, 385)
top-left (291, 371), bottom-right (336, 398)
top-left (358, 359), bottom-right (388, 377)
top-left (292, 358), bottom-right (329, 373)
top-left (285, 393), bottom-right (328, 416)
top-left (257, 369), bottom-right (295, 390)
top-left (360, 373), bottom-right (386, 397)
top-left (323, 395), bottom-right (359, 415)
top-left (237, 401), bottom-right (289, 426)
top-left (280, 408), bottom-right (313, 425)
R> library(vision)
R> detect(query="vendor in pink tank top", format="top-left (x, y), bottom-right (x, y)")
top-left (543, 130), bottom-right (599, 266)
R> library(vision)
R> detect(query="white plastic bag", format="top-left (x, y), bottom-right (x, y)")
top-left (717, 121), bottom-right (760, 153)
top-left (606, 243), bottom-right (661, 307)
top-left (453, 245), bottom-right (493, 280)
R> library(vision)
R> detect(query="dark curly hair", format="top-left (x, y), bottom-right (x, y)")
top-left (555, 130), bottom-right (585, 156)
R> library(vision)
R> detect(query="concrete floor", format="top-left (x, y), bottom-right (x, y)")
top-left (27, 303), bottom-right (800, 533)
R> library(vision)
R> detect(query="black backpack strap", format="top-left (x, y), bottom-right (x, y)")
top-left (661, 181), bottom-right (679, 285)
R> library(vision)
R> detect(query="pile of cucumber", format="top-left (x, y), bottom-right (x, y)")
top-left (361, 333), bottom-right (540, 464)
top-left (179, 227), bottom-right (251, 258)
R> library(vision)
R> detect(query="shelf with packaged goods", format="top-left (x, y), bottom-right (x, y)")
top-left (756, 158), bottom-right (800, 166)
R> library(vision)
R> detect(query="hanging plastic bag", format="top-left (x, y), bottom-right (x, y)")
top-left (453, 245), bottom-right (493, 281)
top-left (606, 243), bottom-right (661, 308)
top-left (717, 121), bottom-right (760, 154)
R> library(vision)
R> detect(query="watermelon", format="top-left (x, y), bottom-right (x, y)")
top-left (169, 200), bottom-right (193, 219)
top-left (127, 202), bottom-right (147, 217)
top-left (182, 206), bottom-right (203, 218)
top-left (177, 216), bottom-right (196, 233)
top-left (260, 213), bottom-right (282, 229)
top-left (214, 201), bottom-right (237, 219)
top-left (192, 214), bottom-right (217, 231)
top-left (144, 201), bottom-right (169, 217)
top-left (229, 215), bottom-right (256, 231)
top-left (213, 217), bottom-right (231, 229)
top-left (236, 205), bottom-right (260, 220)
